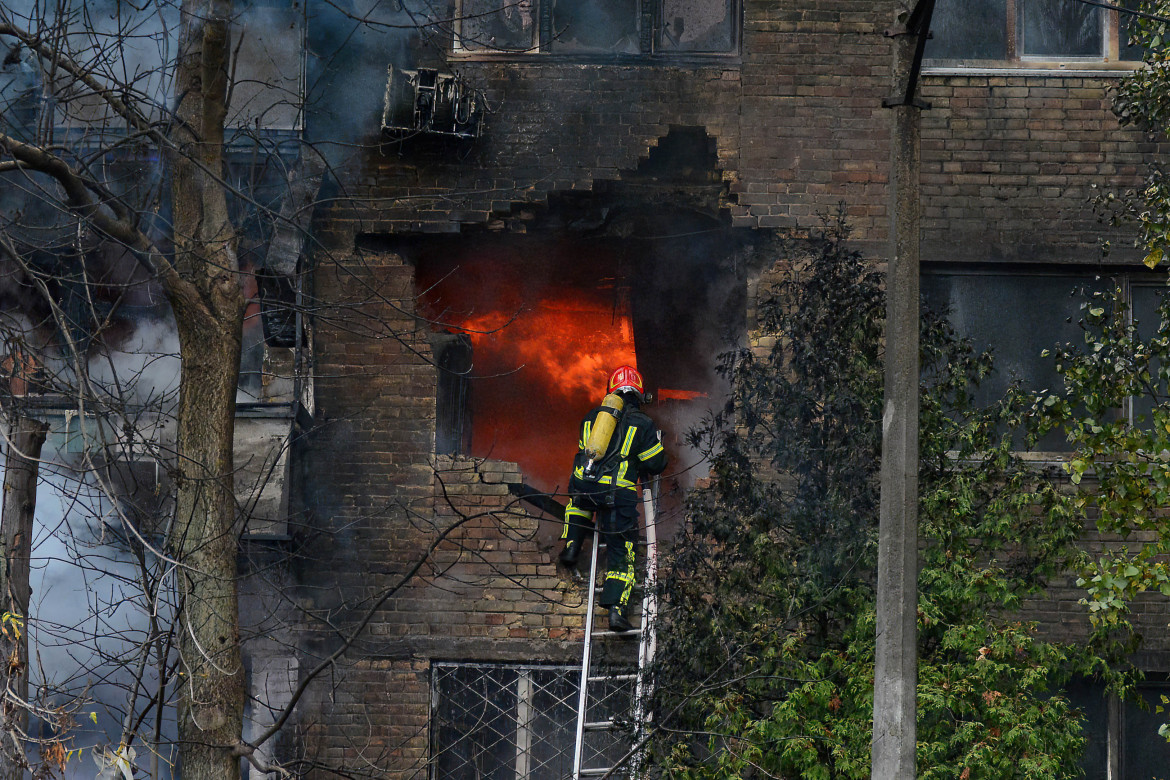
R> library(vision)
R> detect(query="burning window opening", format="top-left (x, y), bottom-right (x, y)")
top-left (410, 237), bottom-right (636, 496)
top-left (393, 219), bottom-right (750, 545)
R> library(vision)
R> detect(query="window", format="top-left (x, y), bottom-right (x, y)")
top-left (924, 268), bottom-right (1170, 449)
top-left (431, 663), bottom-right (578, 780)
top-left (1, 0), bottom-right (303, 132)
top-left (922, 268), bottom-right (1106, 449)
top-left (925, 0), bottom-right (1145, 66)
top-left (1120, 682), bottom-right (1170, 778)
top-left (434, 333), bottom-right (473, 455)
top-left (1124, 279), bottom-right (1167, 427)
top-left (453, 0), bottom-right (738, 56)
top-left (1066, 677), bottom-right (1170, 779)
top-left (431, 661), bottom-right (636, 780)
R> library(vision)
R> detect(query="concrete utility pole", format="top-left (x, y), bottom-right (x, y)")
top-left (872, 2), bottom-right (933, 779)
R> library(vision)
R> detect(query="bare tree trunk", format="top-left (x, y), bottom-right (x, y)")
top-left (170, 325), bottom-right (245, 780)
top-left (0, 415), bottom-right (47, 780)
top-left (167, 1), bottom-right (246, 777)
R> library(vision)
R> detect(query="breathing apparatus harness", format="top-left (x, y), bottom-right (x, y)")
top-left (574, 391), bottom-right (632, 508)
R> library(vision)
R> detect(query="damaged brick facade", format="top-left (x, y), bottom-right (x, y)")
top-left (286, 0), bottom-right (1170, 776)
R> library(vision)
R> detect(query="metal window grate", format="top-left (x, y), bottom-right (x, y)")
top-left (432, 662), bottom-right (583, 780)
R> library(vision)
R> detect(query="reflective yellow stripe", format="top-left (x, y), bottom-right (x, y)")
top-left (580, 421), bottom-right (591, 450)
top-left (604, 541), bottom-right (638, 607)
top-left (576, 467), bottom-right (637, 487)
top-left (637, 441), bottom-right (664, 460)
top-left (577, 471), bottom-right (637, 491)
top-left (620, 427), bottom-right (637, 457)
top-left (563, 499), bottom-right (593, 538)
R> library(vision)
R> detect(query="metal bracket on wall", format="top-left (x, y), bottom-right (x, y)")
top-left (883, 0), bottom-right (936, 110)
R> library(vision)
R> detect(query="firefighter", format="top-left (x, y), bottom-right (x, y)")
top-left (558, 365), bottom-right (667, 632)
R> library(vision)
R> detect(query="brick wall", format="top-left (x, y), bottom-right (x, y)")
top-left (1022, 495), bottom-right (1170, 671)
top-left (920, 74), bottom-right (1167, 265)
top-left (292, 0), bottom-right (1170, 773)
top-left (320, 1), bottom-right (899, 247)
top-left (321, 7), bottom-right (1168, 266)
top-left (298, 250), bottom-right (599, 776)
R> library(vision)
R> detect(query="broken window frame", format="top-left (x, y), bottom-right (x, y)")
top-left (923, 0), bottom-right (1145, 72)
top-left (450, 0), bottom-right (741, 59)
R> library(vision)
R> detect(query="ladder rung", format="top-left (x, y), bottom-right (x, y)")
top-left (588, 673), bottom-right (637, 683)
top-left (592, 628), bottom-right (642, 638)
top-left (583, 720), bottom-right (616, 730)
top-left (579, 769), bottom-right (614, 777)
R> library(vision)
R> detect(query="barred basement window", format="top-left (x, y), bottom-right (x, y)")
top-left (452, 0), bottom-right (738, 57)
top-left (431, 662), bottom-right (577, 780)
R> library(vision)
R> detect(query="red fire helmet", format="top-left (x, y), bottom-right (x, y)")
top-left (607, 365), bottom-right (644, 399)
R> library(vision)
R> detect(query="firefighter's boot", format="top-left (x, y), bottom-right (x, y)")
top-left (608, 606), bottom-right (633, 633)
top-left (558, 539), bottom-right (581, 567)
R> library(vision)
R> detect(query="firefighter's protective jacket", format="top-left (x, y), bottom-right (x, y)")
top-left (569, 402), bottom-right (667, 499)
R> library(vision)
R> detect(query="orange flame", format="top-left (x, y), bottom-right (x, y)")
top-left (415, 246), bottom-right (640, 493)
top-left (658, 388), bottom-right (708, 401)
top-left (435, 293), bottom-right (636, 492)
top-left (461, 302), bottom-right (635, 402)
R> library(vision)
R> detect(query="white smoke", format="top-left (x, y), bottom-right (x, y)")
top-left (86, 317), bottom-right (180, 412)
top-left (14, 444), bottom-right (179, 778)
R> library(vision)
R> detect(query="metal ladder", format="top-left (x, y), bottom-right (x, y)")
top-left (571, 485), bottom-right (659, 780)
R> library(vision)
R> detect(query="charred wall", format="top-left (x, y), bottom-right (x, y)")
top-left (315, 7), bottom-right (1160, 267)
top-left (319, 2), bottom-right (898, 249)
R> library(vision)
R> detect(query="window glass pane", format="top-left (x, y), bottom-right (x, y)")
top-left (527, 668), bottom-right (577, 777)
top-left (458, 0), bottom-right (537, 52)
top-left (552, 0), bottom-right (639, 54)
top-left (921, 272), bottom-right (1105, 450)
top-left (55, 0), bottom-right (179, 125)
top-left (1130, 283), bottom-right (1166, 426)
top-left (925, 0), bottom-right (1008, 60)
top-left (433, 664), bottom-right (520, 780)
top-left (1124, 683), bottom-right (1170, 776)
top-left (228, 5), bottom-right (304, 129)
top-left (1120, 0), bottom-right (1151, 62)
top-left (1063, 678), bottom-right (1108, 777)
top-left (432, 663), bottom-right (579, 780)
top-left (1019, 0), bottom-right (1102, 57)
top-left (435, 333), bottom-right (473, 455)
top-left (658, 0), bottom-right (734, 53)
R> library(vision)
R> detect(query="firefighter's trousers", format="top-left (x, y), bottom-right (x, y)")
top-left (564, 490), bottom-right (638, 610)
